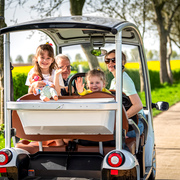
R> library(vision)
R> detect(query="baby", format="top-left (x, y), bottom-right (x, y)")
top-left (75, 69), bottom-right (111, 95)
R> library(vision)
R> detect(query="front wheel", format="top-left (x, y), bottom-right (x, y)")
top-left (148, 146), bottom-right (156, 180)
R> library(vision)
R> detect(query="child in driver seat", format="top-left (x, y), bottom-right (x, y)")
top-left (75, 69), bottom-right (111, 95)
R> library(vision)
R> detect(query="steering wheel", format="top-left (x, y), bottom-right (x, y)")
top-left (68, 72), bottom-right (86, 95)
top-left (110, 90), bottom-right (132, 110)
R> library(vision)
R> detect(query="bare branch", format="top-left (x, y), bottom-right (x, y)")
top-left (45, 1), bottom-right (64, 16)
top-left (170, 37), bottom-right (180, 48)
top-left (168, 3), bottom-right (180, 32)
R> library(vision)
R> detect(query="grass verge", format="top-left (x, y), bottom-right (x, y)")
top-left (151, 82), bottom-right (180, 116)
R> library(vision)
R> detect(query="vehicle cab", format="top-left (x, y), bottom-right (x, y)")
top-left (0, 16), bottom-right (169, 180)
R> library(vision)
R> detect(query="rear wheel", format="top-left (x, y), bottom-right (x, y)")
top-left (148, 146), bottom-right (156, 180)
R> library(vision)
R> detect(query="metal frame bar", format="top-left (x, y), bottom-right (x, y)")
top-left (115, 31), bottom-right (123, 150)
top-left (4, 33), bottom-right (11, 148)
top-left (7, 101), bottom-right (117, 110)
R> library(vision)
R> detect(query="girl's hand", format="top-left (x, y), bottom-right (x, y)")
top-left (33, 81), bottom-right (46, 89)
top-left (28, 80), bottom-right (46, 94)
top-left (55, 66), bottom-right (66, 75)
top-left (75, 77), bottom-right (84, 93)
top-left (50, 84), bottom-right (55, 89)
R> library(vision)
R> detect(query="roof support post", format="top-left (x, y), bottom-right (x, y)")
top-left (4, 33), bottom-right (11, 148)
top-left (115, 31), bottom-right (123, 150)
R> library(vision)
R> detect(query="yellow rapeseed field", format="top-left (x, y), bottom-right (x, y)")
top-left (12, 66), bottom-right (33, 74)
top-left (12, 60), bottom-right (180, 74)
top-left (125, 60), bottom-right (180, 71)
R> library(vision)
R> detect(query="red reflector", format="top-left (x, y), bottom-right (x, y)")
top-left (111, 169), bottom-right (118, 175)
top-left (108, 153), bottom-right (123, 167)
top-left (0, 167), bottom-right (7, 173)
top-left (0, 152), bottom-right (9, 165)
top-left (28, 169), bottom-right (35, 176)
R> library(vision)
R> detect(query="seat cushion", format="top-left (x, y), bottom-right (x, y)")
top-left (15, 139), bottom-right (136, 155)
top-left (15, 140), bottom-right (66, 154)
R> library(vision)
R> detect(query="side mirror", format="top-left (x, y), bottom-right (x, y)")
top-left (152, 101), bottom-right (169, 111)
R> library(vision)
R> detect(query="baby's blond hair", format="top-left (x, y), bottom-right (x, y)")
top-left (86, 69), bottom-right (106, 85)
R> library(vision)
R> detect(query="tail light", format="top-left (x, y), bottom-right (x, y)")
top-left (0, 149), bottom-right (13, 165)
top-left (107, 152), bottom-right (124, 167)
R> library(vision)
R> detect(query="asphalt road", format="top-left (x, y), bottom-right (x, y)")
top-left (154, 102), bottom-right (180, 180)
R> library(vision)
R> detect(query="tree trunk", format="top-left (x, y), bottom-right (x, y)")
top-left (140, 0), bottom-right (146, 92)
top-left (166, 35), bottom-right (173, 84)
top-left (0, 0), bottom-right (5, 124)
top-left (69, 0), bottom-right (100, 69)
top-left (81, 44), bottom-right (100, 70)
top-left (159, 31), bottom-right (170, 83)
top-left (70, 0), bottom-right (85, 15)
top-left (153, 0), bottom-right (171, 84)
top-left (139, 60), bottom-right (144, 92)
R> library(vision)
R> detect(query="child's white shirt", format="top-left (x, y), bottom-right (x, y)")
top-left (25, 68), bottom-right (64, 87)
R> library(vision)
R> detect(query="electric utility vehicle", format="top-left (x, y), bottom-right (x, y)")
top-left (0, 16), bottom-right (169, 180)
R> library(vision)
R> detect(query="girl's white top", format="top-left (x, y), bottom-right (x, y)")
top-left (25, 68), bottom-right (64, 87)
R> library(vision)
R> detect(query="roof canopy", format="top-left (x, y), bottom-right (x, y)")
top-left (0, 16), bottom-right (140, 47)
top-left (0, 16), bottom-right (126, 34)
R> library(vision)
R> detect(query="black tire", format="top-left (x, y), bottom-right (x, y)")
top-left (148, 146), bottom-right (156, 180)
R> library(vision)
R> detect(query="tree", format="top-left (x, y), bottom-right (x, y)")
top-left (15, 55), bottom-right (24, 63)
top-left (86, 0), bottom-right (180, 84)
top-left (147, 50), bottom-right (154, 60)
top-left (69, 0), bottom-right (100, 69)
top-left (171, 50), bottom-right (178, 59)
top-left (130, 48), bottom-right (139, 62)
top-left (27, 54), bottom-right (34, 64)
top-left (70, 0), bottom-right (85, 15)
top-left (152, 0), bottom-right (180, 84)
top-left (152, 50), bottom-right (159, 60)
top-left (169, 7), bottom-right (180, 51)
top-left (6, 0), bottom-right (100, 69)
top-left (0, 0), bottom-right (6, 124)
top-left (75, 53), bottom-right (83, 62)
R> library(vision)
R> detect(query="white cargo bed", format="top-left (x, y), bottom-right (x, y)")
top-left (8, 98), bottom-right (116, 135)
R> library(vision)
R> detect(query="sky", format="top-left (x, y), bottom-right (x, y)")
top-left (5, 1), bottom-right (71, 63)
top-left (4, 1), bottom-right (180, 63)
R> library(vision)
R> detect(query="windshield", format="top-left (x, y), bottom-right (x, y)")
top-left (61, 43), bottom-right (147, 108)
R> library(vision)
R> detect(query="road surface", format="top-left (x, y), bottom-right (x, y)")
top-left (154, 102), bottom-right (180, 179)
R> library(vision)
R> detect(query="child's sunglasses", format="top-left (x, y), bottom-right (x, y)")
top-left (104, 58), bottom-right (116, 64)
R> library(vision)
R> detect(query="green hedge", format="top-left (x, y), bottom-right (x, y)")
top-left (12, 64), bottom-right (180, 100)
top-left (13, 72), bottom-right (29, 101)
top-left (172, 69), bottom-right (180, 82)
